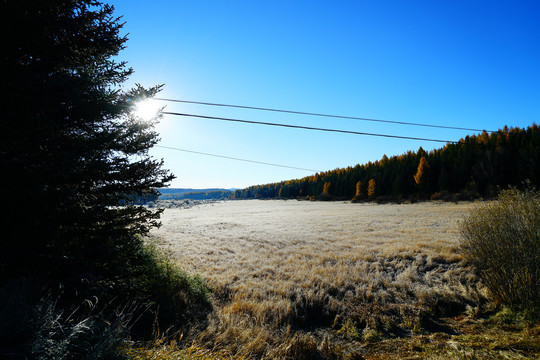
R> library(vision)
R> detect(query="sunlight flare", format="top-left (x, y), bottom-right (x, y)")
top-left (135, 99), bottom-right (162, 121)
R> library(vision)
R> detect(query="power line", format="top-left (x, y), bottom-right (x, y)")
top-left (161, 111), bottom-right (457, 143)
top-left (154, 98), bottom-right (495, 133)
top-left (155, 145), bottom-right (320, 172)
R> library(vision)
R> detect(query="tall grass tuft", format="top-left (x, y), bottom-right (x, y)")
top-left (0, 281), bottom-right (132, 360)
top-left (29, 297), bottom-right (133, 360)
top-left (460, 183), bottom-right (540, 310)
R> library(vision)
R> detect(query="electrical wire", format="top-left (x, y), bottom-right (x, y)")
top-left (155, 145), bottom-right (321, 172)
top-left (161, 111), bottom-right (457, 143)
top-left (154, 98), bottom-right (495, 133)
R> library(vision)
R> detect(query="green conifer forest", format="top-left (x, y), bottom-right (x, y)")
top-left (233, 125), bottom-right (540, 202)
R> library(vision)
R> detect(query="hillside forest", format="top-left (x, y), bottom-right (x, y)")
top-left (233, 125), bottom-right (540, 201)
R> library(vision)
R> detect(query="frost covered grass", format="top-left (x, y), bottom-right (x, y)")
top-left (147, 200), bottom-right (536, 359)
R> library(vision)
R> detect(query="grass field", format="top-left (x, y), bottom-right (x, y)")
top-left (147, 200), bottom-right (539, 359)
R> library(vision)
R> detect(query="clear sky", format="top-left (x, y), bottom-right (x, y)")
top-left (113, 0), bottom-right (540, 189)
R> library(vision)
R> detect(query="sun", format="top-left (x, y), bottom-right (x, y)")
top-left (135, 99), bottom-right (161, 121)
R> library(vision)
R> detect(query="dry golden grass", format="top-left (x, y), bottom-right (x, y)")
top-left (147, 200), bottom-right (536, 359)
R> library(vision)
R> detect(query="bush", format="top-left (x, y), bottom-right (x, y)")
top-left (101, 240), bottom-right (212, 339)
top-left (127, 242), bottom-right (212, 314)
top-left (460, 184), bottom-right (540, 309)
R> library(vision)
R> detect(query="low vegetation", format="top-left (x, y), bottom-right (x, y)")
top-left (0, 240), bottom-right (212, 359)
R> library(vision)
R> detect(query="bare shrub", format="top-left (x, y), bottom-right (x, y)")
top-left (460, 184), bottom-right (540, 309)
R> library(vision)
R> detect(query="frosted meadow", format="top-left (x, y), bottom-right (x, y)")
top-left (148, 200), bottom-right (498, 358)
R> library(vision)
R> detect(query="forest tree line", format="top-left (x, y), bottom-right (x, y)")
top-left (233, 125), bottom-right (540, 202)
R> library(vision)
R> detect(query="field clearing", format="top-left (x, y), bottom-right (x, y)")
top-left (149, 200), bottom-right (537, 359)
top-left (153, 200), bottom-right (468, 278)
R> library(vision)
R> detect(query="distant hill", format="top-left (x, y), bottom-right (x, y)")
top-left (158, 188), bottom-right (234, 200)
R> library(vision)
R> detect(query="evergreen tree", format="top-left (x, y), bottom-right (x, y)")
top-left (1, 0), bottom-right (174, 278)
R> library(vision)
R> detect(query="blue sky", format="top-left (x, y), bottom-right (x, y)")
top-left (113, 1), bottom-right (540, 189)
